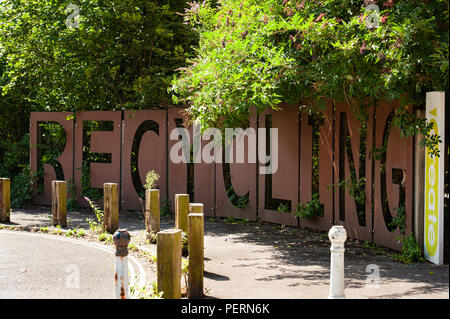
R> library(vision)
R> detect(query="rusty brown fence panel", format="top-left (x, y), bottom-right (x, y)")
top-left (74, 111), bottom-right (122, 207)
top-left (167, 108), bottom-right (191, 214)
top-left (167, 108), bottom-right (215, 217)
top-left (373, 101), bottom-right (413, 250)
top-left (332, 102), bottom-right (374, 243)
top-left (30, 112), bottom-right (74, 206)
top-left (30, 100), bottom-right (416, 251)
top-left (215, 115), bottom-right (258, 221)
top-left (258, 104), bottom-right (299, 226)
top-left (299, 102), bottom-right (335, 231)
top-left (121, 110), bottom-right (167, 211)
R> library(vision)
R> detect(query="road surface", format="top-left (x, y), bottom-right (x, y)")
top-left (0, 230), bottom-right (145, 299)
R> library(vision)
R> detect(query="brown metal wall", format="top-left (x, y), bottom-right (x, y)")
top-left (258, 104), bottom-right (299, 226)
top-left (74, 111), bottom-right (122, 207)
top-left (299, 102), bottom-right (334, 231)
top-left (121, 110), bottom-right (167, 211)
top-left (215, 115), bottom-right (258, 221)
top-left (167, 107), bottom-right (190, 212)
top-left (30, 112), bottom-right (74, 205)
top-left (333, 102), bottom-right (374, 243)
top-left (30, 102), bottom-right (414, 250)
top-left (373, 101), bottom-right (413, 250)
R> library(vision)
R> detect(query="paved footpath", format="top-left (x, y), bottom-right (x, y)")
top-left (1, 207), bottom-right (448, 299)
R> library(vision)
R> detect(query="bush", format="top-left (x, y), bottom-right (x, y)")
top-left (0, 134), bottom-right (40, 208)
top-left (394, 233), bottom-right (425, 264)
top-left (172, 0), bottom-right (448, 151)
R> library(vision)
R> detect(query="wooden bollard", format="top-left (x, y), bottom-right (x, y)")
top-left (188, 203), bottom-right (204, 298)
top-left (51, 180), bottom-right (67, 227)
top-left (145, 189), bottom-right (160, 237)
top-left (175, 194), bottom-right (189, 233)
top-left (0, 178), bottom-right (10, 223)
top-left (104, 183), bottom-right (119, 233)
top-left (157, 229), bottom-right (182, 299)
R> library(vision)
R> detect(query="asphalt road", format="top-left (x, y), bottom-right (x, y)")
top-left (0, 230), bottom-right (145, 299)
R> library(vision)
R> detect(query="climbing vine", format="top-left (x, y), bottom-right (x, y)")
top-left (172, 0), bottom-right (448, 153)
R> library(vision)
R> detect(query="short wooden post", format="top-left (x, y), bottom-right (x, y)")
top-left (104, 183), bottom-right (119, 233)
top-left (328, 225), bottom-right (347, 299)
top-left (157, 229), bottom-right (182, 299)
top-left (188, 203), bottom-right (204, 298)
top-left (175, 194), bottom-right (189, 233)
top-left (145, 189), bottom-right (160, 238)
top-left (51, 180), bottom-right (67, 227)
top-left (0, 178), bottom-right (11, 223)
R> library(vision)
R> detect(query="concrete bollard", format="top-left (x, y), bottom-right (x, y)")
top-left (104, 183), bottom-right (119, 233)
top-left (51, 180), bottom-right (67, 227)
top-left (157, 229), bottom-right (182, 299)
top-left (175, 194), bottom-right (189, 233)
top-left (113, 229), bottom-right (131, 299)
top-left (328, 225), bottom-right (347, 299)
top-left (145, 189), bottom-right (160, 238)
top-left (0, 178), bottom-right (11, 223)
top-left (188, 203), bottom-right (204, 298)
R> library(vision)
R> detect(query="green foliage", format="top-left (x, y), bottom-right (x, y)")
top-left (276, 202), bottom-right (290, 213)
top-left (393, 105), bottom-right (441, 158)
top-left (84, 196), bottom-right (104, 234)
top-left (181, 257), bottom-right (189, 288)
top-left (146, 231), bottom-right (158, 244)
top-left (224, 215), bottom-right (237, 223)
top-left (172, 0), bottom-right (448, 151)
top-left (296, 193), bottom-right (323, 219)
top-left (80, 162), bottom-right (102, 201)
top-left (0, 134), bottom-right (41, 207)
top-left (362, 241), bottom-right (388, 256)
top-left (66, 179), bottom-right (79, 211)
top-left (128, 242), bottom-right (139, 252)
top-left (226, 185), bottom-right (250, 208)
top-left (394, 233), bottom-right (425, 264)
top-left (144, 170), bottom-right (160, 190)
top-left (0, 1), bottom-right (196, 199)
top-left (130, 279), bottom-right (163, 299)
top-left (337, 176), bottom-right (366, 218)
top-left (98, 232), bottom-right (113, 244)
top-left (181, 231), bottom-right (189, 256)
top-left (52, 225), bottom-right (63, 235)
top-left (388, 205), bottom-right (406, 235)
top-left (0, 0), bottom-right (196, 112)
top-left (237, 218), bottom-right (250, 225)
top-left (66, 227), bottom-right (86, 238)
top-left (160, 198), bottom-right (172, 217)
top-left (40, 226), bottom-right (49, 233)
top-left (11, 165), bottom-right (40, 208)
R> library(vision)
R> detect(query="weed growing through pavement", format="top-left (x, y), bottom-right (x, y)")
top-left (129, 276), bottom-right (163, 299)
top-left (84, 196), bottom-right (104, 234)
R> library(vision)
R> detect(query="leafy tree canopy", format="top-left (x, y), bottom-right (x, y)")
top-left (0, 0), bottom-right (196, 115)
top-left (171, 0), bottom-right (449, 131)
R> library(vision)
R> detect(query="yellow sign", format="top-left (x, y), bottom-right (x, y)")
top-left (424, 92), bottom-right (445, 265)
top-left (424, 118), bottom-right (439, 257)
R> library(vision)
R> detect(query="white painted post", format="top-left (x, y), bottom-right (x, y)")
top-left (113, 229), bottom-right (131, 299)
top-left (328, 225), bottom-right (347, 299)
